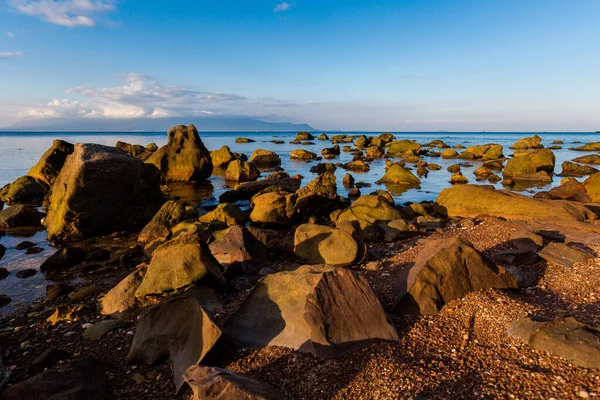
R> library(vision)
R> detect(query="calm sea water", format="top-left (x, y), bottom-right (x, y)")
top-left (0, 131), bottom-right (598, 312)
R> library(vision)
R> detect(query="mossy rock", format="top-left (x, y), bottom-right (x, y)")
top-left (386, 140), bottom-right (422, 157)
top-left (27, 139), bottom-right (74, 188)
top-left (210, 145), bottom-right (235, 168)
top-left (0, 176), bottom-right (46, 205)
top-left (336, 195), bottom-right (404, 224)
top-left (377, 165), bottom-right (421, 185)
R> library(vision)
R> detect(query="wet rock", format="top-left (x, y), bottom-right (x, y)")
top-left (584, 172), bottom-right (600, 202)
top-left (321, 145), bottom-right (341, 158)
top-left (46, 143), bottom-right (163, 242)
top-left (27, 139), bottom-right (74, 188)
top-left (220, 173), bottom-right (301, 203)
top-left (560, 161), bottom-right (599, 177)
top-left (536, 179), bottom-right (591, 202)
top-left (573, 154), bottom-right (600, 165)
top-left (225, 265), bottom-right (399, 359)
top-left (343, 173), bottom-right (355, 187)
top-left (393, 237), bottom-right (518, 315)
top-left (294, 224), bottom-right (363, 266)
top-left (377, 165), bottom-right (421, 185)
top-left (436, 185), bottom-right (596, 222)
top-left (137, 200), bottom-right (186, 247)
top-left (570, 142), bottom-right (600, 151)
top-left (450, 172), bottom-right (469, 184)
top-left (510, 135), bottom-right (543, 150)
top-left (15, 240), bottom-right (35, 250)
top-left (235, 137), bottom-right (255, 143)
top-left (293, 172), bottom-right (343, 217)
top-left (318, 133), bottom-right (329, 140)
top-left (146, 124), bottom-right (213, 182)
top-left (209, 226), bottom-right (268, 274)
top-left (366, 146), bottom-right (385, 158)
top-left (25, 246), bottom-right (44, 255)
top-left (348, 187), bottom-right (361, 198)
top-left (295, 132), bottom-right (314, 140)
top-left (343, 160), bottom-right (370, 172)
top-left (538, 242), bottom-right (594, 268)
top-left (310, 162), bottom-right (337, 174)
top-left (127, 296), bottom-right (222, 392)
top-left (210, 145), bottom-right (235, 168)
top-left (135, 231), bottom-right (226, 298)
top-left (442, 148), bottom-right (459, 158)
top-left (503, 149), bottom-right (556, 180)
top-left (40, 247), bottom-right (86, 274)
top-left (458, 144), bottom-right (503, 160)
top-left (0, 204), bottom-right (44, 229)
top-left (1, 358), bottom-right (107, 400)
top-left (387, 140), bottom-right (422, 157)
top-left (184, 365), bottom-right (289, 400)
top-left (29, 347), bottom-right (69, 374)
top-left (83, 319), bottom-right (128, 340)
top-left (199, 203), bottom-right (246, 226)
top-left (290, 149), bottom-right (317, 160)
top-left (508, 317), bottom-right (600, 368)
top-left (16, 268), bottom-right (36, 279)
top-left (250, 149), bottom-right (281, 167)
top-left (0, 176), bottom-right (46, 205)
top-left (371, 132), bottom-right (395, 147)
top-left (225, 160), bottom-right (261, 182)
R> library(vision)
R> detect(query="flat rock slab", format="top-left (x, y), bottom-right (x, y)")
top-left (508, 317), bottom-right (600, 369)
top-left (126, 296), bottom-right (222, 393)
top-left (184, 365), bottom-right (289, 400)
top-left (538, 242), bottom-right (594, 268)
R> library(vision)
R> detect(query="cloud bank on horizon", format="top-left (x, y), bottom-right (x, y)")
top-left (1, 0), bottom-right (600, 131)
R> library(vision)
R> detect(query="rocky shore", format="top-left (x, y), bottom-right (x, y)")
top-left (0, 126), bottom-right (598, 399)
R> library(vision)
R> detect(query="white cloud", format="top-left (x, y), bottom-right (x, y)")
top-left (21, 99), bottom-right (90, 118)
top-left (6, 32), bottom-right (14, 38)
top-left (0, 51), bottom-right (23, 58)
top-left (273, 2), bottom-right (291, 13)
top-left (8, 0), bottom-right (115, 27)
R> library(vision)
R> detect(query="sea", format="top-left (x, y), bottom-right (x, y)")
top-left (0, 131), bottom-right (598, 313)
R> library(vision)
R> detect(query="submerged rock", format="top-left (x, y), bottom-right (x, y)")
top-left (393, 237), bottom-right (518, 315)
top-left (145, 124), bottom-right (213, 182)
top-left (225, 265), bottom-right (399, 359)
top-left (46, 143), bottom-right (163, 242)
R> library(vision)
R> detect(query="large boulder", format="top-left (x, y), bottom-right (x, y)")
top-left (127, 296), bottom-right (222, 392)
top-left (292, 172), bottom-right (342, 217)
top-left (45, 143), bottom-right (163, 242)
top-left (225, 265), bottom-right (399, 359)
top-left (503, 149), bottom-right (555, 180)
top-left (184, 365), bottom-right (289, 400)
top-left (377, 165), bottom-right (421, 185)
top-left (436, 185), bottom-right (596, 222)
top-left (210, 145), bottom-right (235, 168)
top-left (145, 124), bottom-right (213, 182)
top-left (137, 200), bottom-right (187, 247)
top-left (393, 237), bottom-right (518, 315)
top-left (458, 144), bottom-right (503, 160)
top-left (225, 160), bottom-right (260, 182)
top-left (135, 231), bottom-right (226, 298)
top-left (0, 176), bottom-right (46, 205)
top-left (510, 135), bottom-right (543, 150)
top-left (27, 139), bottom-right (74, 188)
top-left (0, 205), bottom-right (44, 229)
top-left (250, 192), bottom-right (294, 225)
top-left (584, 172), bottom-right (600, 202)
top-left (508, 317), bottom-right (600, 369)
top-left (294, 224), bottom-right (363, 266)
top-left (250, 149), bottom-right (281, 167)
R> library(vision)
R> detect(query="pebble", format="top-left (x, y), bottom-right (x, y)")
top-left (578, 391), bottom-right (590, 398)
top-left (82, 323), bottom-right (93, 329)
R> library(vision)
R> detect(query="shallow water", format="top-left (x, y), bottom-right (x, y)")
top-left (0, 131), bottom-right (598, 311)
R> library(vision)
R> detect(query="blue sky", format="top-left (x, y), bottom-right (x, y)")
top-left (1, 0), bottom-right (600, 131)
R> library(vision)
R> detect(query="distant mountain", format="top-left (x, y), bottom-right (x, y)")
top-left (1, 116), bottom-right (316, 132)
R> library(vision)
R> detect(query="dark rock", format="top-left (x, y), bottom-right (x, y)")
top-left (83, 319), bottom-right (128, 340)
top-left (0, 205), bottom-right (44, 229)
top-left (127, 296), bottom-right (222, 393)
top-left (25, 246), bottom-right (44, 255)
top-left (538, 242), bottom-right (594, 268)
top-left (0, 295), bottom-right (10, 308)
top-left (15, 240), bottom-right (36, 250)
top-left (0, 176), bottom-right (46, 205)
top-left (45, 283), bottom-right (73, 301)
top-left (40, 247), bottom-right (86, 274)
top-left (116, 141), bottom-right (153, 160)
top-left (184, 365), bottom-right (289, 400)
top-left (29, 347), bottom-right (69, 374)
top-left (0, 267), bottom-right (7, 280)
top-left (16, 269), bottom-right (36, 279)
top-left (137, 200), bottom-right (186, 247)
top-left (209, 226), bottom-right (268, 275)
top-left (68, 285), bottom-right (100, 300)
top-left (343, 173), bottom-right (355, 187)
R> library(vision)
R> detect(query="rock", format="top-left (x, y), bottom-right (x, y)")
top-left (570, 142), bottom-right (600, 151)
top-left (510, 135), bottom-right (543, 150)
top-left (509, 230), bottom-right (544, 252)
top-left (1, 358), bottom-right (107, 400)
top-left (184, 365), bottom-right (289, 400)
top-left (126, 296), bottom-right (222, 392)
top-left (0, 205), bottom-right (44, 229)
top-left (29, 347), bottom-right (69, 374)
top-left (321, 145), bottom-right (340, 158)
top-left (537, 179), bottom-right (591, 202)
top-left (318, 133), bottom-right (329, 140)
top-left (47, 304), bottom-right (91, 325)
top-left (343, 160), bottom-right (370, 172)
top-left (138, 200), bottom-right (186, 246)
top-left (293, 173), bottom-right (342, 217)
top-left (393, 237), bottom-right (518, 315)
top-left (441, 148), bottom-right (459, 158)
top-left (210, 145), bottom-right (235, 168)
top-left (225, 160), bottom-right (260, 182)
top-left (458, 144), bottom-right (503, 160)
top-left (343, 173), bottom-right (355, 187)
top-left (387, 140), bottom-right (421, 157)
top-left (538, 242), bottom-right (594, 268)
top-left (116, 141), bottom-right (153, 160)
top-left (199, 203), bottom-right (246, 226)
top-left (573, 154), bottom-right (600, 165)
top-left (68, 285), bottom-right (100, 300)
top-left (250, 192), bottom-right (294, 225)
top-left (560, 161), bottom-right (599, 177)
top-left (366, 146), bottom-right (385, 158)
top-left (0, 176), bottom-right (46, 205)
top-left (15, 269), bottom-right (36, 279)
top-left (40, 247), bottom-right (86, 274)
top-left (220, 174), bottom-right (301, 203)
top-left (310, 162), bottom-right (337, 174)
top-left (377, 165), bottom-right (421, 185)
top-left (294, 224), bottom-right (363, 266)
top-left (225, 265), bottom-right (399, 359)
top-left (336, 194), bottom-right (403, 224)
top-left (235, 137), bottom-right (255, 143)
top-left (290, 149), bottom-right (317, 160)
top-left (296, 132), bottom-right (314, 140)
top-left (371, 132), bottom-right (395, 147)
top-left (0, 267), bottom-right (7, 280)
top-left (0, 295), bottom-right (10, 308)
top-left (209, 226), bottom-right (268, 274)
top-left (135, 231), bottom-right (226, 298)
top-left (27, 139), bottom-right (75, 188)
top-left (101, 270), bottom-right (148, 319)
top-left (15, 240), bottom-right (35, 250)
top-left (83, 319), bottom-right (128, 340)
top-left (145, 125), bottom-right (213, 182)
top-left (250, 149), bottom-right (281, 167)
top-left (45, 283), bottom-right (73, 301)
top-left (435, 185), bottom-right (596, 221)
top-left (450, 172), bottom-right (469, 184)
top-left (348, 187), bottom-right (361, 198)
top-left (46, 143), bottom-right (163, 242)
top-left (146, 142), bottom-right (158, 151)
top-left (503, 150), bottom-right (556, 180)
top-left (508, 317), bottom-right (600, 369)
top-left (584, 172), bottom-right (600, 202)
